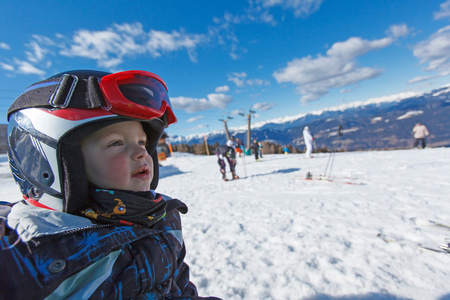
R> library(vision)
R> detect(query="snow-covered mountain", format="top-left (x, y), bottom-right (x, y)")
top-left (170, 85), bottom-right (450, 151)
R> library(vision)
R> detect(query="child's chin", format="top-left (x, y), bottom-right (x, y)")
top-left (129, 182), bottom-right (152, 192)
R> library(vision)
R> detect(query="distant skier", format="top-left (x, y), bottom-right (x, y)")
top-left (412, 122), bottom-right (429, 149)
top-left (251, 138), bottom-right (260, 161)
top-left (215, 140), bottom-right (239, 180)
top-left (303, 126), bottom-right (314, 158)
top-left (235, 137), bottom-right (243, 157)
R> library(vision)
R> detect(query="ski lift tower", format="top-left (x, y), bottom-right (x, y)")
top-left (239, 109), bottom-right (256, 149)
top-left (219, 116), bottom-right (233, 141)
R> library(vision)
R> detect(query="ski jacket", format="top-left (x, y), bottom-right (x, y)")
top-left (303, 129), bottom-right (314, 145)
top-left (0, 197), bottom-right (221, 300)
top-left (215, 145), bottom-right (235, 159)
top-left (413, 124), bottom-right (429, 139)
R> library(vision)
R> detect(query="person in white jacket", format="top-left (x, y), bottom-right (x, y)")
top-left (412, 122), bottom-right (430, 148)
top-left (303, 126), bottom-right (314, 158)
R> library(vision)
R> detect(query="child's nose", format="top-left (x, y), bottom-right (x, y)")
top-left (132, 144), bottom-right (148, 160)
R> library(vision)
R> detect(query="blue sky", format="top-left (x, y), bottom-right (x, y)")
top-left (1, 0), bottom-right (450, 137)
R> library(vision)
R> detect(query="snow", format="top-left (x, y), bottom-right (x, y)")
top-left (397, 111), bottom-right (424, 120)
top-left (1, 148), bottom-right (450, 299)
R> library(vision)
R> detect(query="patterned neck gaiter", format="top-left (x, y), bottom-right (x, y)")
top-left (80, 187), bottom-right (167, 228)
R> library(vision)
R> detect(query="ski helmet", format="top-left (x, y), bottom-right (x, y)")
top-left (7, 70), bottom-right (177, 213)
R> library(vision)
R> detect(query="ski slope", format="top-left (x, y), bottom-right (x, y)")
top-left (1, 148), bottom-right (450, 299)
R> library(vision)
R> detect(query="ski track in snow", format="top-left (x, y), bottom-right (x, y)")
top-left (1, 148), bottom-right (450, 299)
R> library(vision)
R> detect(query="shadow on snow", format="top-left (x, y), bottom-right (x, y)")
top-left (249, 167), bottom-right (301, 178)
top-left (159, 164), bottom-right (185, 179)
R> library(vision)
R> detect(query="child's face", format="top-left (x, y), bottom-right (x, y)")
top-left (81, 121), bottom-right (153, 191)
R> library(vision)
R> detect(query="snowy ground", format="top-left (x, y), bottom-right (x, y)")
top-left (1, 148), bottom-right (450, 299)
top-left (157, 148), bottom-right (450, 300)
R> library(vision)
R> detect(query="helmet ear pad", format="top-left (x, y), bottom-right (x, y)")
top-left (59, 117), bottom-right (165, 214)
top-left (142, 119), bottom-right (165, 190)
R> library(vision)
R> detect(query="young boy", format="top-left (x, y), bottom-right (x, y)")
top-left (215, 140), bottom-right (238, 181)
top-left (0, 70), bottom-right (220, 299)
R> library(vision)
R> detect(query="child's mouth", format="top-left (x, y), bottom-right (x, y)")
top-left (132, 166), bottom-right (150, 179)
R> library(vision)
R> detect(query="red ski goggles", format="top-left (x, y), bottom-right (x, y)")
top-left (100, 70), bottom-right (177, 125)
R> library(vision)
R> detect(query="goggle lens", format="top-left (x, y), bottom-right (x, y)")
top-left (100, 71), bottom-right (176, 125)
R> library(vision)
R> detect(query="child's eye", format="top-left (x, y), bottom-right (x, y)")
top-left (108, 140), bottom-right (123, 147)
top-left (138, 140), bottom-right (147, 146)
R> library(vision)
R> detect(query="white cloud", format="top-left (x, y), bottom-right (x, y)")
top-left (230, 109), bottom-right (243, 116)
top-left (228, 72), bottom-right (270, 88)
top-left (273, 34), bottom-right (397, 103)
top-left (408, 75), bottom-right (435, 84)
top-left (256, 0), bottom-right (324, 18)
top-left (386, 24), bottom-right (411, 38)
top-left (4, 22), bottom-right (208, 76)
top-left (408, 70), bottom-right (450, 84)
top-left (171, 93), bottom-right (233, 112)
top-left (228, 72), bottom-right (247, 87)
top-left (434, 0), bottom-right (450, 20)
top-left (246, 78), bottom-right (270, 86)
top-left (0, 62), bottom-right (14, 71)
top-left (413, 25), bottom-right (450, 71)
top-left (252, 102), bottom-right (274, 111)
top-left (186, 116), bottom-right (205, 123)
top-left (25, 40), bottom-right (49, 63)
top-left (183, 124), bottom-right (207, 132)
top-left (215, 85), bottom-right (230, 93)
top-left (58, 23), bottom-right (206, 68)
top-left (0, 42), bottom-right (10, 50)
top-left (146, 29), bottom-right (205, 62)
top-left (13, 59), bottom-right (45, 75)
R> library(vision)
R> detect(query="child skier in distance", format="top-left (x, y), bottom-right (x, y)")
top-left (215, 140), bottom-right (239, 181)
top-left (251, 138), bottom-right (260, 161)
top-left (0, 70), bottom-right (221, 300)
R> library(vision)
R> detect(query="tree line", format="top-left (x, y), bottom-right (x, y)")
top-left (169, 141), bottom-right (332, 155)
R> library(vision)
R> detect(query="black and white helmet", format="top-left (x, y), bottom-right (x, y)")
top-left (7, 70), bottom-right (176, 213)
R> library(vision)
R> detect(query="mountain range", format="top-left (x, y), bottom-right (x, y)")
top-left (170, 85), bottom-right (450, 151)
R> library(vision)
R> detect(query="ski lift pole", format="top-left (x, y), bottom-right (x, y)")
top-left (323, 140), bottom-right (336, 177)
top-left (204, 135), bottom-right (210, 155)
top-left (323, 125), bottom-right (343, 178)
top-left (241, 150), bottom-right (247, 178)
top-left (327, 144), bottom-right (337, 178)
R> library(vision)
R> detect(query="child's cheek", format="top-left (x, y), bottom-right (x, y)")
top-left (108, 156), bottom-right (130, 174)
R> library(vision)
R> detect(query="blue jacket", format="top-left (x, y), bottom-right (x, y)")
top-left (0, 197), bottom-right (220, 300)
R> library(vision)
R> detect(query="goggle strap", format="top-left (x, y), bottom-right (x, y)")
top-left (87, 76), bottom-right (109, 109)
top-left (49, 74), bottom-right (78, 108)
top-left (8, 75), bottom-right (108, 120)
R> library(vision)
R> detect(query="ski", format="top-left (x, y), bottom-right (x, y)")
top-left (429, 220), bottom-right (450, 230)
top-left (302, 173), bottom-right (363, 185)
top-left (302, 178), bottom-right (363, 185)
top-left (440, 241), bottom-right (450, 252)
top-left (417, 244), bottom-right (450, 254)
top-left (418, 238), bottom-right (450, 254)
top-left (378, 233), bottom-right (450, 254)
